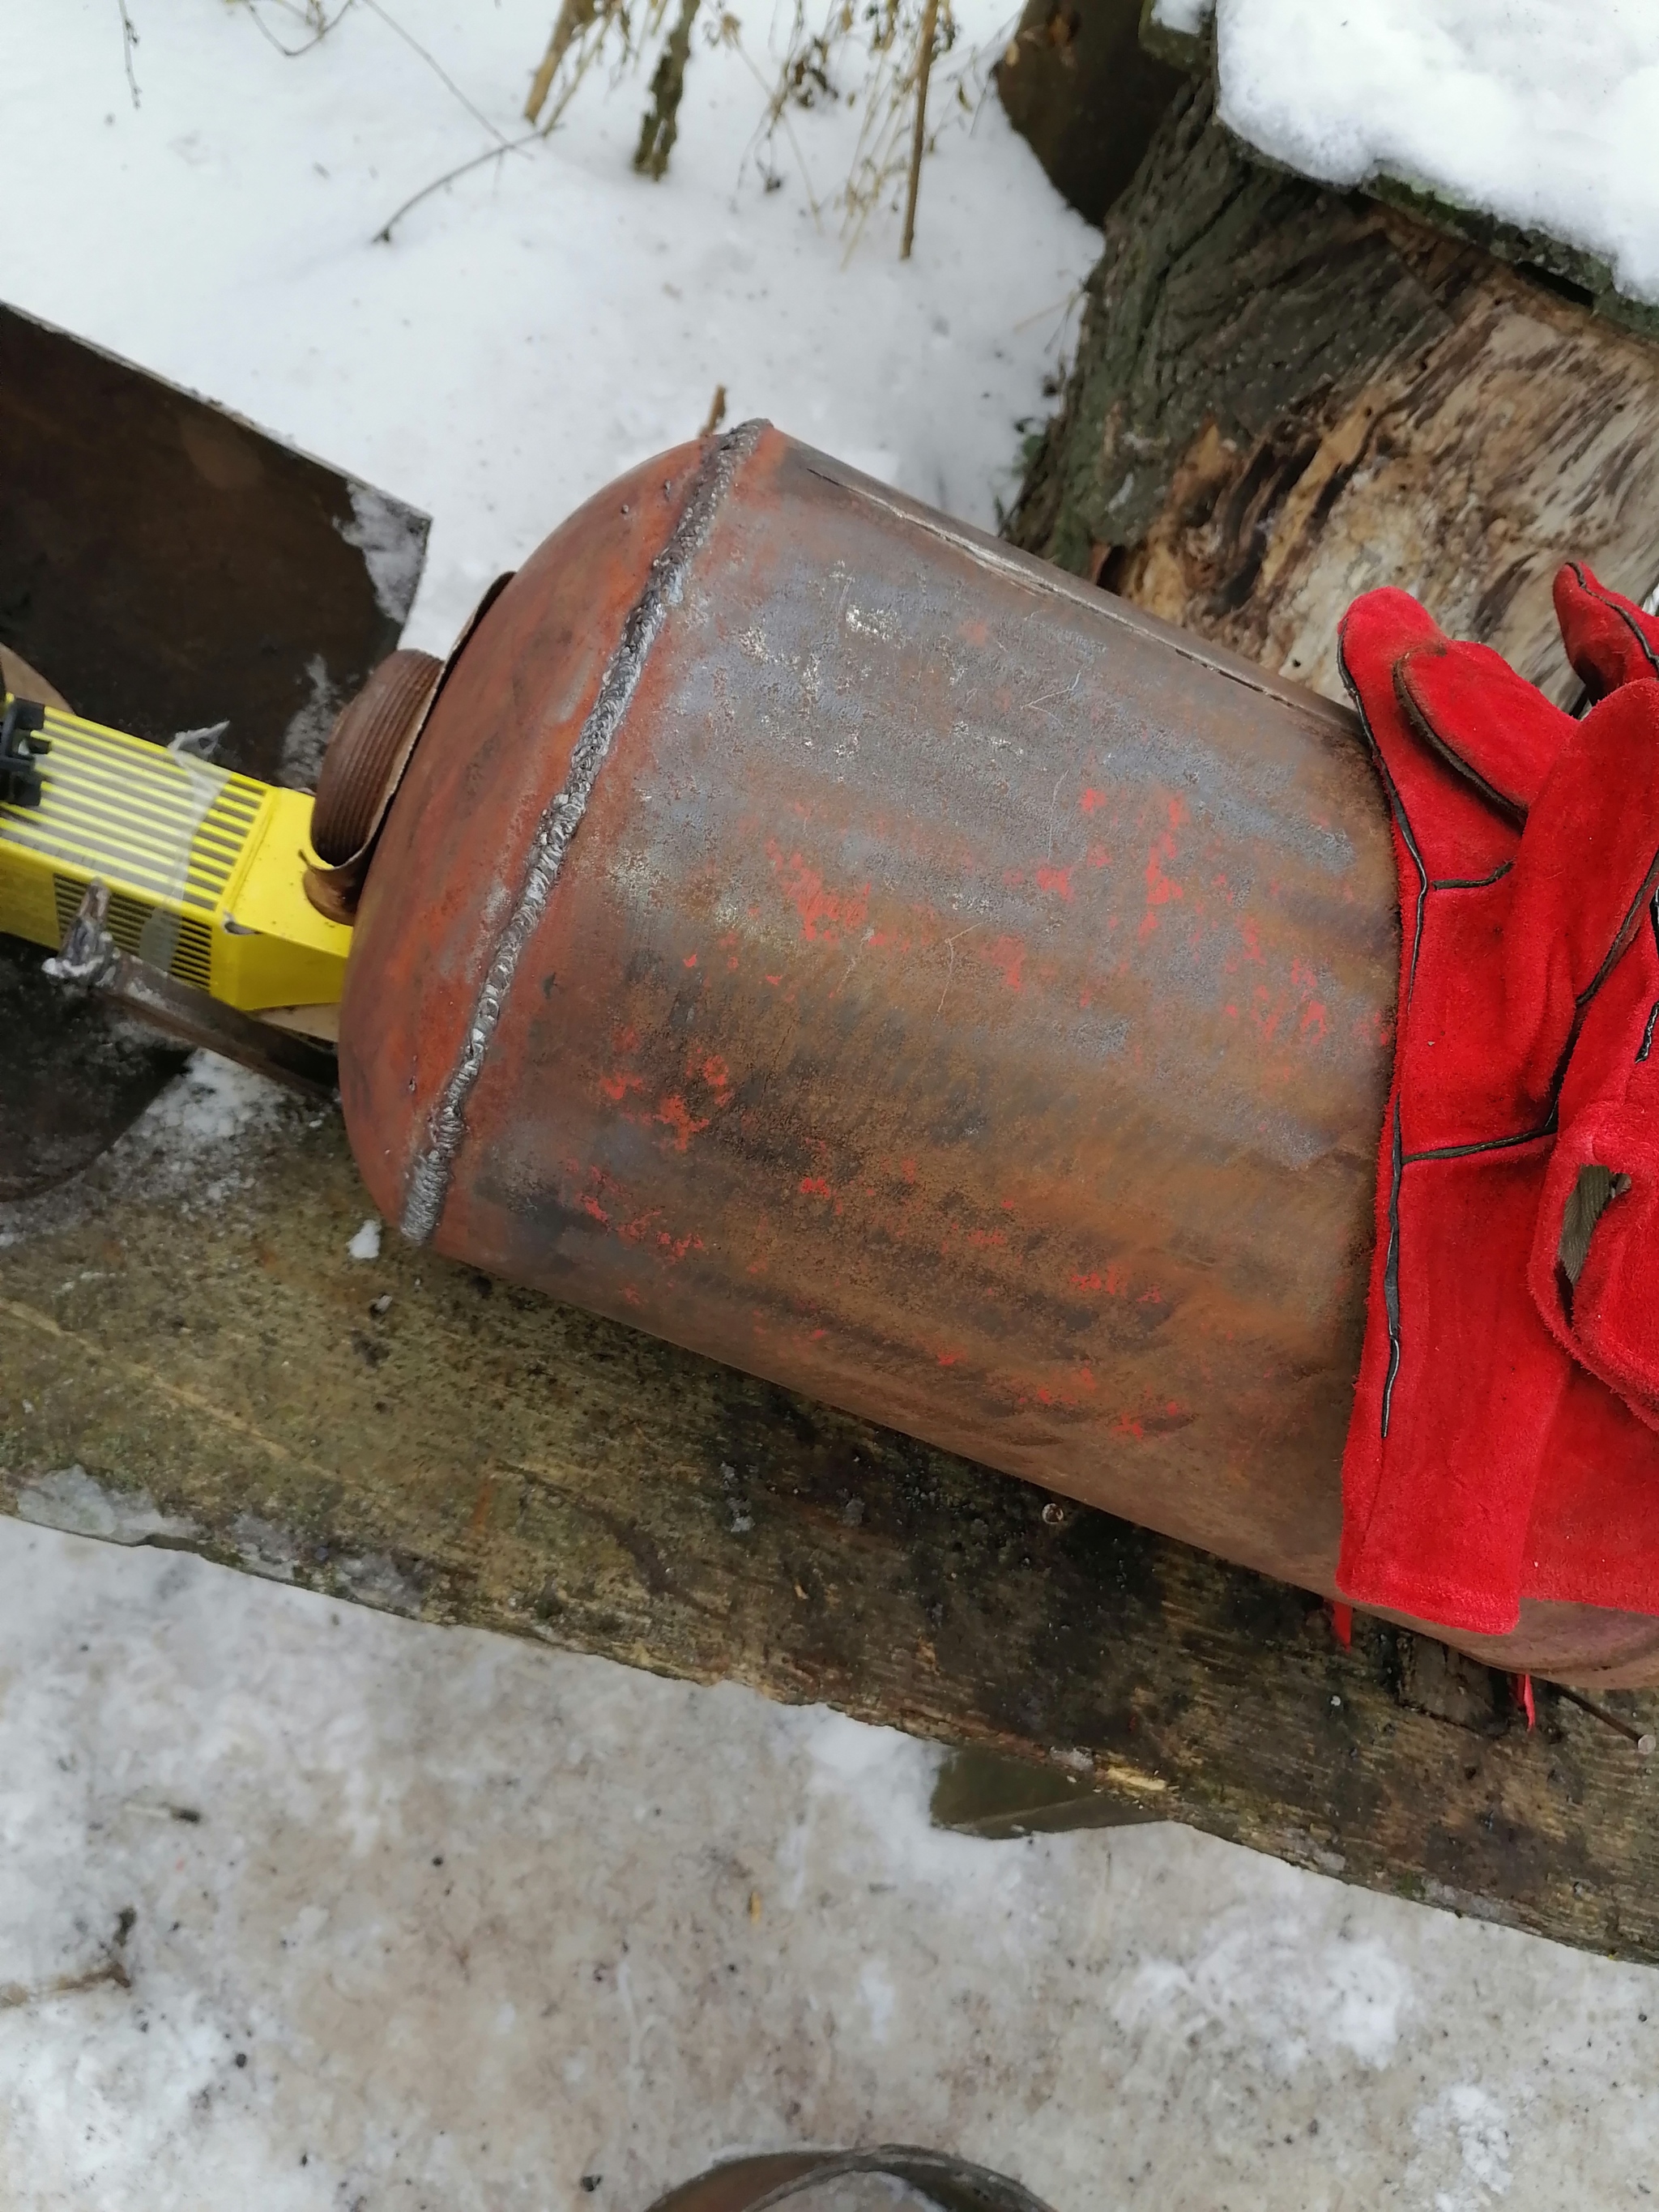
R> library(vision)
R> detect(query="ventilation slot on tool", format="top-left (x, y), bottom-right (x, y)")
top-left (53, 873), bottom-right (215, 993)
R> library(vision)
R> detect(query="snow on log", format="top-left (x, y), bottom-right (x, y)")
top-left (1010, 74), bottom-right (1659, 707)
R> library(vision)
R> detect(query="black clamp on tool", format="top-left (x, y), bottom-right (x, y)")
top-left (0, 696), bottom-right (50, 808)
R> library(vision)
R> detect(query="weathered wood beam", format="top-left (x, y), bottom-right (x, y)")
top-left (4, 1093), bottom-right (1658, 1963)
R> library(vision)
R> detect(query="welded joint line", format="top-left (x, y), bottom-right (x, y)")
top-left (399, 420), bottom-right (765, 1246)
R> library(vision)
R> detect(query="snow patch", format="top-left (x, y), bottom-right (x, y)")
top-left (143, 1051), bottom-right (286, 1149)
top-left (1414, 2082), bottom-right (1513, 2208)
top-left (338, 482), bottom-right (428, 626)
top-left (1216, 0), bottom-right (1659, 305)
top-left (15, 1466), bottom-right (197, 1547)
top-left (279, 652), bottom-right (345, 791)
top-left (1150, 0), bottom-right (1213, 34)
top-left (857, 1958), bottom-right (896, 2043)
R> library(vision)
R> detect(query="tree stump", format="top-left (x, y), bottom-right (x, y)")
top-left (1009, 75), bottom-right (1659, 705)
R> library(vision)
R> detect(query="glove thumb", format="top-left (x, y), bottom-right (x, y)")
top-left (1555, 562), bottom-right (1659, 702)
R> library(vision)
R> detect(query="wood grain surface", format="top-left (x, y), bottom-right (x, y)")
top-left (4, 1092), bottom-right (1658, 1965)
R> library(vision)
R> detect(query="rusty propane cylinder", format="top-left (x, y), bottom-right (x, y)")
top-left (331, 422), bottom-right (1659, 1685)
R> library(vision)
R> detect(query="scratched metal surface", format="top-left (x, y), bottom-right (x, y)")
top-left (345, 427), bottom-right (1402, 1598)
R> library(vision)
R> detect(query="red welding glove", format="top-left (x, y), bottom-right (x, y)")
top-left (1337, 585), bottom-right (1659, 1634)
top-left (1524, 564), bottom-right (1659, 1434)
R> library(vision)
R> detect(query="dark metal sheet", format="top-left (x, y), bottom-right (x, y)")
top-left (0, 297), bottom-right (429, 1195)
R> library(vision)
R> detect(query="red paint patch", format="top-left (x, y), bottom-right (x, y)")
top-left (799, 1175), bottom-right (833, 1199)
top-left (1140, 831), bottom-right (1183, 937)
top-left (1034, 863), bottom-right (1073, 901)
top-left (655, 1094), bottom-right (710, 1153)
top-left (655, 1228), bottom-right (705, 1264)
top-left (767, 842), bottom-right (871, 945)
top-left (984, 935), bottom-right (1026, 991)
top-left (1079, 787), bottom-right (1106, 815)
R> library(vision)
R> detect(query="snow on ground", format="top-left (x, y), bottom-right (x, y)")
top-left (6, 6), bottom-right (1659, 2208)
top-left (5, 0), bottom-right (1095, 655)
top-left (6, 1519), bottom-right (1659, 2212)
top-left (1162, 1), bottom-right (1659, 309)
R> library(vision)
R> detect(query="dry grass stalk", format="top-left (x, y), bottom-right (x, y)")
top-left (524, 0), bottom-right (600, 122)
top-left (899, 0), bottom-right (940, 258)
top-left (115, 0), bottom-right (141, 104)
top-left (635, 0), bottom-right (703, 177)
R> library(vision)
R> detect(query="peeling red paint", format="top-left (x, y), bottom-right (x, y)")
top-left (799, 1175), bottom-right (833, 1199)
top-left (983, 935), bottom-right (1026, 991)
top-left (696, 1052), bottom-right (734, 1102)
top-left (1070, 1262), bottom-right (1131, 1296)
top-left (1034, 863), bottom-right (1073, 901)
top-left (767, 840), bottom-right (872, 944)
top-left (656, 1093), bottom-right (710, 1152)
top-left (1140, 831), bottom-right (1184, 938)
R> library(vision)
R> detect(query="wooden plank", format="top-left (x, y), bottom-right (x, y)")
top-left (4, 1085), bottom-right (1658, 1963)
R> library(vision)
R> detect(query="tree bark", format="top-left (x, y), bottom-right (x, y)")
top-left (1009, 75), bottom-right (1659, 707)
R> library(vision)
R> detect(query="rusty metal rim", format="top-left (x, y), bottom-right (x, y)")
top-left (640, 2146), bottom-right (1060, 2212)
top-left (309, 649), bottom-right (446, 867)
top-left (303, 570), bottom-right (516, 924)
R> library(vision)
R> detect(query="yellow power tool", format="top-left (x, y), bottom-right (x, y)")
top-left (0, 688), bottom-right (350, 1086)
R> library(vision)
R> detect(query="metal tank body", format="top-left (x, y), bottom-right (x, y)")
top-left (337, 422), bottom-right (1659, 1681)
